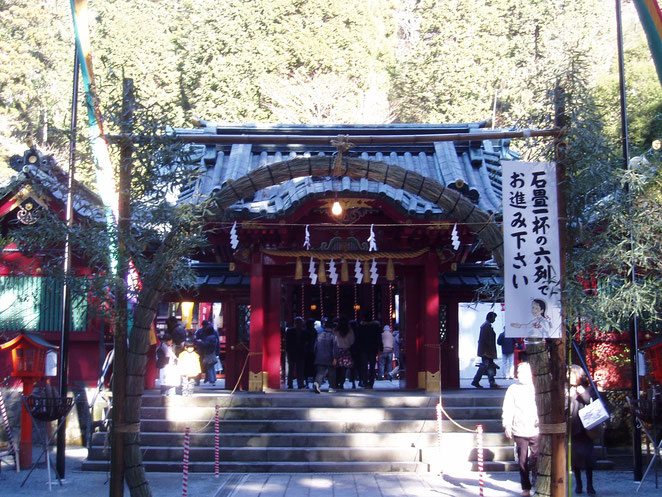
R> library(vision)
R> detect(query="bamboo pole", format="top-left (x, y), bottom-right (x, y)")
top-left (172, 128), bottom-right (561, 145)
top-left (527, 339), bottom-right (553, 497)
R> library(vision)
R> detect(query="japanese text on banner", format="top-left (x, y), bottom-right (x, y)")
top-left (502, 161), bottom-right (562, 339)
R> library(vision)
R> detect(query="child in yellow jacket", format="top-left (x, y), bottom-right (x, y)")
top-left (178, 341), bottom-right (201, 396)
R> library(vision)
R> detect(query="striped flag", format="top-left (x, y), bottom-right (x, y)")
top-left (634, 0), bottom-right (662, 85)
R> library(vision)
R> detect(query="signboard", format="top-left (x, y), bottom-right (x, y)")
top-left (502, 161), bottom-right (562, 339)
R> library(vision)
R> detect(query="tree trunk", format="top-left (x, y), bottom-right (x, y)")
top-left (527, 338), bottom-right (553, 497)
top-left (122, 231), bottom-right (188, 497)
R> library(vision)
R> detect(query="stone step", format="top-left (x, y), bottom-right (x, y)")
top-left (88, 445), bottom-right (422, 463)
top-left (140, 391), bottom-right (505, 409)
top-left (470, 459), bottom-right (616, 472)
top-left (85, 391), bottom-right (513, 473)
top-left (91, 431), bottom-right (440, 448)
top-left (139, 405), bottom-right (503, 421)
top-left (136, 418), bottom-right (503, 434)
top-left (82, 460), bottom-right (429, 473)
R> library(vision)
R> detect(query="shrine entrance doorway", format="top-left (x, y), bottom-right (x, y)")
top-left (281, 280), bottom-right (405, 390)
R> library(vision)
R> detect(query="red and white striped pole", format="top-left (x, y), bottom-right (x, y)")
top-left (476, 424), bottom-right (484, 497)
top-left (435, 402), bottom-right (443, 474)
top-left (214, 404), bottom-right (220, 477)
top-left (182, 426), bottom-right (190, 497)
top-left (0, 389), bottom-right (19, 471)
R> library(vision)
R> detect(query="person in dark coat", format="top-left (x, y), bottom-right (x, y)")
top-left (357, 315), bottom-right (382, 389)
top-left (313, 322), bottom-right (338, 393)
top-left (472, 311), bottom-right (500, 389)
top-left (570, 364), bottom-right (596, 495)
top-left (166, 316), bottom-right (187, 355)
top-left (304, 318), bottom-right (317, 384)
top-left (285, 317), bottom-right (306, 389)
top-left (195, 320), bottom-right (219, 385)
top-left (348, 320), bottom-right (361, 388)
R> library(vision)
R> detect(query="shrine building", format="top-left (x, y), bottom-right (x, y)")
top-left (0, 122), bottom-right (513, 391)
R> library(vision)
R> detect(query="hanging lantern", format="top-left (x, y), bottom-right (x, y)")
top-left (294, 257), bottom-right (303, 280)
top-left (386, 258), bottom-right (395, 281)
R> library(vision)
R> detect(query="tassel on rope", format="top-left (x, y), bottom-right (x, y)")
top-left (476, 424), bottom-right (484, 497)
top-left (386, 258), bottom-right (395, 281)
top-left (318, 259), bottom-right (327, 283)
top-left (362, 260), bottom-right (370, 284)
top-left (294, 257), bottom-right (303, 280)
top-left (182, 426), bottom-right (191, 497)
top-left (340, 258), bottom-right (349, 282)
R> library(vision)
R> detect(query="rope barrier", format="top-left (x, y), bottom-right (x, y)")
top-left (181, 426), bottom-right (190, 497)
top-left (262, 247), bottom-right (429, 261)
top-left (214, 405), bottom-right (220, 477)
top-left (0, 389), bottom-right (19, 471)
top-left (476, 424), bottom-right (484, 497)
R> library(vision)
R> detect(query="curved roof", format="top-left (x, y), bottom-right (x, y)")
top-left (177, 122), bottom-right (517, 219)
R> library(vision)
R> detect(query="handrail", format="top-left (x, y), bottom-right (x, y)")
top-left (86, 349), bottom-right (114, 449)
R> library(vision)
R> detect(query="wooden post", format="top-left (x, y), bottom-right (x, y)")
top-left (18, 380), bottom-right (34, 468)
top-left (527, 339), bottom-right (553, 497)
top-left (110, 77), bottom-right (134, 497)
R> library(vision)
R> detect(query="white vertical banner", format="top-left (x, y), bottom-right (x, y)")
top-left (502, 161), bottom-right (562, 338)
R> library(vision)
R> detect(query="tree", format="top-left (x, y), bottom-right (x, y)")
top-left (0, 0), bottom-right (74, 166)
top-left (5, 79), bottom-right (211, 496)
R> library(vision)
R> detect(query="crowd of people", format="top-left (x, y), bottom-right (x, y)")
top-left (156, 316), bottom-right (221, 396)
top-left (284, 314), bottom-right (400, 393)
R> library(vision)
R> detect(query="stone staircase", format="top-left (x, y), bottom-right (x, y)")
top-left (83, 388), bottom-right (607, 473)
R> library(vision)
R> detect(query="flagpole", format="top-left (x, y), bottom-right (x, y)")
top-left (615, 0), bottom-right (642, 481)
top-left (56, 42), bottom-right (80, 480)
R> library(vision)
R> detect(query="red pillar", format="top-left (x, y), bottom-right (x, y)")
top-left (423, 252), bottom-right (440, 392)
top-left (248, 252), bottom-right (265, 391)
top-left (404, 268), bottom-right (422, 389)
top-left (264, 276), bottom-right (282, 389)
top-left (19, 380), bottom-right (34, 468)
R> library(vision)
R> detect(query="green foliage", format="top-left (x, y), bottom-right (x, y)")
top-left (0, 0), bottom-right (73, 167)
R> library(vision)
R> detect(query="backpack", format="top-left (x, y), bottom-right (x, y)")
top-left (156, 346), bottom-right (168, 369)
top-left (497, 332), bottom-right (505, 346)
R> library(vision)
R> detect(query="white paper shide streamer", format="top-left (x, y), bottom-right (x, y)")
top-left (354, 259), bottom-right (363, 284)
top-left (230, 221), bottom-right (239, 250)
top-left (303, 224), bottom-right (311, 250)
top-left (451, 223), bottom-right (460, 250)
top-left (368, 224), bottom-right (377, 252)
top-left (368, 224), bottom-right (378, 284)
top-left (370, 259), bottom-right (378, 285)
top-left (308, 257), bottom-right (317, 285)
top-left (328, 259), bottom-right (338, 285)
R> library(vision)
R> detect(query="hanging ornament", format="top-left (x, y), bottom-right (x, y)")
top-left (363, 260), bottom-right (370, 284)
top-left (451, 223), bottom-right (460, 251)
top-left (318, 259), bottom-right (327, 283)
top-left (303, 224), bottom-right (311, 250)
top-left (329, 259), bottom-right (338, 285)
top-left (368, 224), bottom-right (377, 252)
top-left (340, 258), bottom-right (349, 282)
top-left (370, 258), bottom-right (378, 285)
top-left (386, 258), bottom-right (395, 281)
top-left (354, 259), bottom-right (363, 284)
top-left (294, 257), bottom-right (303, 280)
top-left (308, 257), bottom-right (317, 285)
top-left (230, 221), bottom-right (239, 249)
